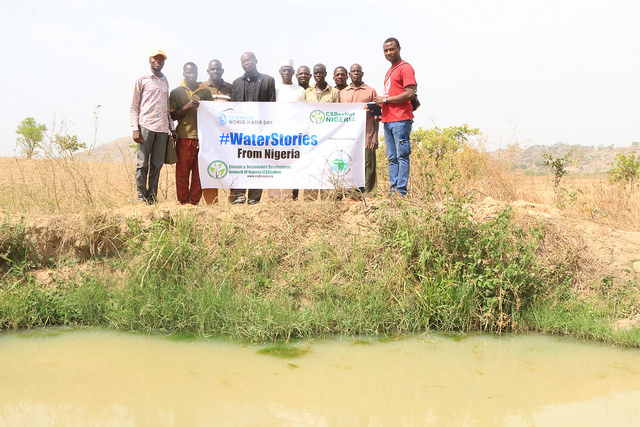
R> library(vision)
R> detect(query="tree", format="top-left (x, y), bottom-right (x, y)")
top-left (412, 124), bottom-right (481, 163)
top-left (53, 133), bottom-right (86, 155)
top-left (542, 151), bottom-right (573, 189)
top-left (542, 151), bottom-right (580, 208)
top-left (608, 151), bottom-right (640, 190)
top-left (15, 117), bottom-right (46, 159)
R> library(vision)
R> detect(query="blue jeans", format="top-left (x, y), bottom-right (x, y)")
top-left (136, 127), bottom-right (168, 202)
top-left (384, 120), bottom-right (412, 195)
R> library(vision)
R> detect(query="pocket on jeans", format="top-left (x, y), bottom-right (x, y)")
top-left (399, 140), bottom-right (412, 156)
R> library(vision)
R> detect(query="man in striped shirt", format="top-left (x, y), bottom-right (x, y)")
top-left (130, 49), bottom-right (176, 204)
top-left (202, 59), bottom-right (234, 204)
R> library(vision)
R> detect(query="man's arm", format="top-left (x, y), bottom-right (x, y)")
top-left (231, 79), bottom-right (242, 102)
top-left (130, 77), bottom-right (144, 143)
top-left (267, 77), bottom-right (276, 102)
top-left (170, 101), bottom-right (199, 121)
top-left (166, 81), bottom-right (176, 135)
top-left (374, 84), bottom-right (416, 106)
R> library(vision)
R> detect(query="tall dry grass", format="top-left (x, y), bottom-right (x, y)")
top-left (395, 137), bottom-right (640, 232)
top-left (0, 153), bottom-right (176, 215)
top-left (1, 137), bottom-right (638, 231)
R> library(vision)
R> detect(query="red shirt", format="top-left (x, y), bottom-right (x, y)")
top-left (382, 61), bottom-right (416, 123)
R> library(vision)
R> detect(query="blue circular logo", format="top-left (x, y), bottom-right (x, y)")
top-left (330, 151), bottom-right (351, 175)
top-left (217, 113), bottom-right (228, 126)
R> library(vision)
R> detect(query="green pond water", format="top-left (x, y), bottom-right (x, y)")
top-left (0, 329), bottom-right (639, 426)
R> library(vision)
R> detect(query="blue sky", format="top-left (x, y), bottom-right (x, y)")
top-left (1, 0), bottom-right (639, 157)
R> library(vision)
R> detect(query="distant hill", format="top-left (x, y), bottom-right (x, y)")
top-left (492, 143), bottom-right (640, 174)
top-left (75, 137), bottom-right (135, 163)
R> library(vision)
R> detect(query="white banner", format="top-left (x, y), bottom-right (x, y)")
top-left (197, 102), bottom-right (366, 189)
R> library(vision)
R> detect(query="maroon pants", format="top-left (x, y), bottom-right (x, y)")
top-left (175, 138), bottom-right (202, 205)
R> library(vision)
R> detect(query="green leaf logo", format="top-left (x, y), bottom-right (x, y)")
top-left (207, 160), bottom-right (228, 178)
top-left (310, 110), bottom-right (325, 124)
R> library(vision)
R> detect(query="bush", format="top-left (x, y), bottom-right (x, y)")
top-left (608, 151), bottom-right (640, 190)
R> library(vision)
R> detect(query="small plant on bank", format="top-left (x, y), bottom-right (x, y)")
top-left (608, 151), bottom-right (640, 190)
top-left (542, 150), bottom-right (580, 208)
top-left (0, 217), bottom-right (40, 276)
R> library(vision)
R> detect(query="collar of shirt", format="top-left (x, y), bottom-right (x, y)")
top-left (242, 71), bottom-right (261, 82)
top-left (345, 82), bottom-right (369, 91)
top-left (181, 80), bottom-right (208, 96)
top-left (145, 71), bottom-right (166, 80)
top-left (310, 83), bottom-right (331, 93)
top-left (207, 79), bottom-right (227, 90)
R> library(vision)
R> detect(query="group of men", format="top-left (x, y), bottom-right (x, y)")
top-left (129, 38), bottom-right (416, 206)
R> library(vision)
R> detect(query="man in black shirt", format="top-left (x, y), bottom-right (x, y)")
top-left (230, 52), bottom-right (276, 204)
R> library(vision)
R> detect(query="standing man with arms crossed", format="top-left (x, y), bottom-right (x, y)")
top-left (292, 64), bottom-right (312, 200)
top-left (169, 62), bottom-right (213, 205)
top-left (374, 37), bottom-right (417, 197)
top-left (340, 63), bottom-right (380, 199)
top-left (333, 66), bottom-right (349, 91)
top-left (296, 65), bottom-right (312, 90)
top-left (203, 59), bottom-right (234, 204)
top-left (130, 49), bottom-right (176, 205)
top-left (230, 52), bottom-right (276, 205)
top-left (304, 63), bottom-right (341, 103)
top-left (269, 58), bottom-right (305, 201)
top-left (304, 63), bottom-right (340, 200)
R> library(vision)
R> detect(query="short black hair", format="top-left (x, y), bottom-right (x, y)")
top-left (334, 66), bottom-right (347, 74)
top-left (183, 62), bottom-right (197, 70)
top-left (384, 37), bottom-right (400, 49)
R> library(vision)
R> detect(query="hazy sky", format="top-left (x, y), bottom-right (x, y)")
top-left (1, 0), bottom-right (639, 157)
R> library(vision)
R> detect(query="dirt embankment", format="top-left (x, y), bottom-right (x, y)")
top-left (15, 197), bottom-right (639, 276)
top-left (7, 196), bottom-right (640, 328)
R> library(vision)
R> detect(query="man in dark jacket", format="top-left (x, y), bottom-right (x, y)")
top-left (229, 52), bottom-right (276, 204)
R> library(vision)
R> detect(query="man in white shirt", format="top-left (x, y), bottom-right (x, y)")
top-left (269, 59), bottom-right (305, 201)
top-left (276, 58), bottom-right (305, 102)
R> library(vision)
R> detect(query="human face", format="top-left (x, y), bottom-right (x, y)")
top-left (149, 55), bottom-right (165, 73)
top-left (349, 64), bottom-right (363, 85)
top-left (383, 41), bottom-right (401, 64)
top-left (313, 65), bottom-right (326, 84)
top-left (240, 52), bottom-right (258, 75)
top-left (207, 60), bottom-right (224, 83)
top-left (333, 67), bottom-right (347, 87)
top-left (296, 67), bottom-right (311, 87)
top-left (279, 66), bottom-right (294, 84)
top-left (183, 64), bottom-right (198, 84)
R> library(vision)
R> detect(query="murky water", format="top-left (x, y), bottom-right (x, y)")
top-left (1, 330), bottom-right (639, 426)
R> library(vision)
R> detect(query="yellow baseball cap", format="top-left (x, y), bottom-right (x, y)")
top-left (149, 49), bottom-right (167, 59)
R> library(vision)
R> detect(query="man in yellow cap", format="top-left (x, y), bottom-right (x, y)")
top-left (129, 49), bottom-right (177, 204)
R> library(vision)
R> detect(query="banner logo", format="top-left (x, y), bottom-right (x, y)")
top-left (329, 150), bottom-right (352, 176)
top-left (207, 160), bottom-right (228, 178)
top-left (310, 110), bottom-right (325, 124)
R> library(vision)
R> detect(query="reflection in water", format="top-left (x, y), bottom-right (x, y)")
top-left (0, 330), bottom-right (639, 426)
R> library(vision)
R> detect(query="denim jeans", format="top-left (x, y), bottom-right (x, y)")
top-left (136, 127), bottom-right (168, 202)
top-left (384, 119), bottom-right (412, 195)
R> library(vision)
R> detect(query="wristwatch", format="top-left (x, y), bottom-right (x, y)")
top-left (383, 97), bottom-right (388, 104)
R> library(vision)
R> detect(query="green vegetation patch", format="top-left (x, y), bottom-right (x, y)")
top-left (257, 343), bottom-right (310, 359)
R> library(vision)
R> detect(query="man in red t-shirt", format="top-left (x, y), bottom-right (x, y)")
top-left (374, 37), bottom-right (417, 196)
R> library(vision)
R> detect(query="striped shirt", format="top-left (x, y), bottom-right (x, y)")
top-left (129, 72), bottom-right (174, 133)
top-left (205, 80), bottom-right (233, 102)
